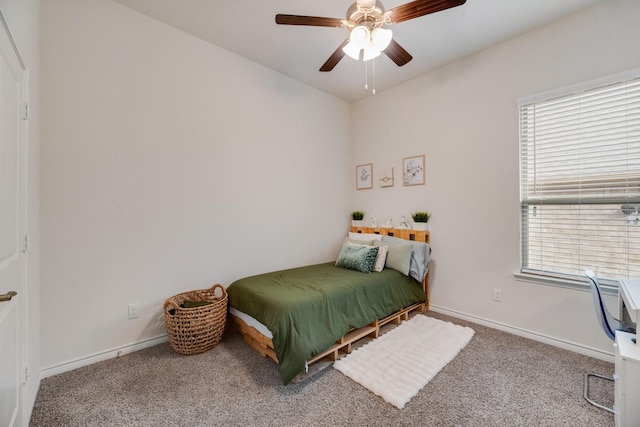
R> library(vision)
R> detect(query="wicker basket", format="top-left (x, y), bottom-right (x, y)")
top-left (164, 284), bottom-right (228, 355)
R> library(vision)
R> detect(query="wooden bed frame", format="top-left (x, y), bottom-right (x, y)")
top-left (229, 227), bottom-right (430, 378)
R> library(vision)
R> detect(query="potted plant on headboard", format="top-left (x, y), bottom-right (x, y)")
top-left (411, 211), bottom-right (431, 231)
top-left (351, 211), bottom-right (364, 227)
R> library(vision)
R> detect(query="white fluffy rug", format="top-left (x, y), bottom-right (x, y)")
top-left (333, 315), bottom-right (475, 409)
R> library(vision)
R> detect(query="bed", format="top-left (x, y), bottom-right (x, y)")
top-left (227, 227), bottom-right (431, 384)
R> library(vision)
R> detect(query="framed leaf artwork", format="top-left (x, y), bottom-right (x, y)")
top-left (356, 163), bottom-right (373, 190)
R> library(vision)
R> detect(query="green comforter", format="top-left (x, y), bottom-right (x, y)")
top-left (227, 262), bottom-right (425, 384)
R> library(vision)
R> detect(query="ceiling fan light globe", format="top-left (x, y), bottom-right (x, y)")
top-left (362, 46), bottom-right (381, 61)
top-left (371, 27), bottom-right (392, 51)
top-left (349, 25), bottom-right (370, 49)
top-left (342, 41), bottom-right (362, 60)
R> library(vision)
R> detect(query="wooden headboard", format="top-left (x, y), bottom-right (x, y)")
top-left (349, 226), bottom-right (430, 245)
top-left (349, 226), bottom-right (430, 307)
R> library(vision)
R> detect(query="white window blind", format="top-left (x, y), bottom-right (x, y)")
top-left (519, 74), bottom-right (640, 283)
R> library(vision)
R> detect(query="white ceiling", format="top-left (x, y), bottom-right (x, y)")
top-left (112, 0), bottom-right (606, 102)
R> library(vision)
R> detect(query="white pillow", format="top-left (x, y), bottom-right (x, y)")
top-left (373, 245), bottom-right (388, 272)
top-left (348, 232), bottom-right (383, 242)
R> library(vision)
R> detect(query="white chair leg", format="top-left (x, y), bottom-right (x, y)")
top-left (584, 373), bottom-right (615, 413)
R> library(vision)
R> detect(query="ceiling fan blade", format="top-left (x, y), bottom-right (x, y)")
top-left (384, 39), bottom-right (413, 66)
top-left (275, 14), bottom-right (344, 28)
top-left (320, 40), bottom-right (350, 72)
top-left (387, 0), bottom-right (466, 24)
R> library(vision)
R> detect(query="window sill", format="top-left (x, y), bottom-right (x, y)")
top-left (513, 272), bottom-right (618, 296)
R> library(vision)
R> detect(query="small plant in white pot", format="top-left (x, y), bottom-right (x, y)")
top-left (411, 211), bottom-right (431, 231)
top-left (351, 211), bottom-right (364, 227)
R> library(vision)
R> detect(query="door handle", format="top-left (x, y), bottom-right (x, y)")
top-left (0, 291), bottom-right (17, 302)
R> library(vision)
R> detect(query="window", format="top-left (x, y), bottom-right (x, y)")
top-left (519, 71), bottom-right (640, 285)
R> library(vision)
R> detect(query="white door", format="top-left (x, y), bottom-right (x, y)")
top-left (0, 10), bottom-right (27, 427)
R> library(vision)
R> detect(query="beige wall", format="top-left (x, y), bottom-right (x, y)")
top-left (39, 0), bottom-right (640, 379)
top-left (351, 0), bottom-right (640, 356)
top-left (40, 0), bottom-right (351, 372)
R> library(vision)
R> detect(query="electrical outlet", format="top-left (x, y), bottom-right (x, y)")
top-left (492, 288), bottom-right (503, 302)
top-left (128, 303), bottom-right (141, 319)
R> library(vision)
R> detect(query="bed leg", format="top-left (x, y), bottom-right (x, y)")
top-left (369, 320), bottom-right (380, 338)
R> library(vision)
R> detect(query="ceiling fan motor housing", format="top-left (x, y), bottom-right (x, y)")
top-left (346, 1), bottom-right (386, 30)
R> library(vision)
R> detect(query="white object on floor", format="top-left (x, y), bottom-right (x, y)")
top-left (333, 315), bottom-right (474, 409)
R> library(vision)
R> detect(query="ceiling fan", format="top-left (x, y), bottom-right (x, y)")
top-left (275, 0), bottom-right (467, 72)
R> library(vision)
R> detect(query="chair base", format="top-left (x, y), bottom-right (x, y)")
top-left (584, 373), bottom-right (615, 413)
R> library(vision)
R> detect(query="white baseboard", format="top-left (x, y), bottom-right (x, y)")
top-left (430, 305), bottom-right (615, 363)
top-left (40, 335), bottom-right (168, 379)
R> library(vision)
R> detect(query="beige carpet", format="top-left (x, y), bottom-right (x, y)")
top-left (30, 312), bottom-right (615, 426)
top-left (334, 315), bottom-right (474, 409)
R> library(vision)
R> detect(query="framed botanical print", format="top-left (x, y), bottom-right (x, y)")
top-left (403, 155), bottom-right (425, 186)
top-left (356, 163), bottom-right (373, 190)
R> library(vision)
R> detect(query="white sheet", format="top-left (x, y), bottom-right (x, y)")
top-left (229, 307), bottom-right (273, 339)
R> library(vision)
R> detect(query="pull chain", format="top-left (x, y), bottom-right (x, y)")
top-left (372, 58), bottom-right (376, 96)
top-left (363, 59), bottom-right (376, 96)
top-left (364, 60), bottom-right (368, 93)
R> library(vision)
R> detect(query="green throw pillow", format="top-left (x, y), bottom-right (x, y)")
top-left (335, 242), bottom-right (379, 273)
